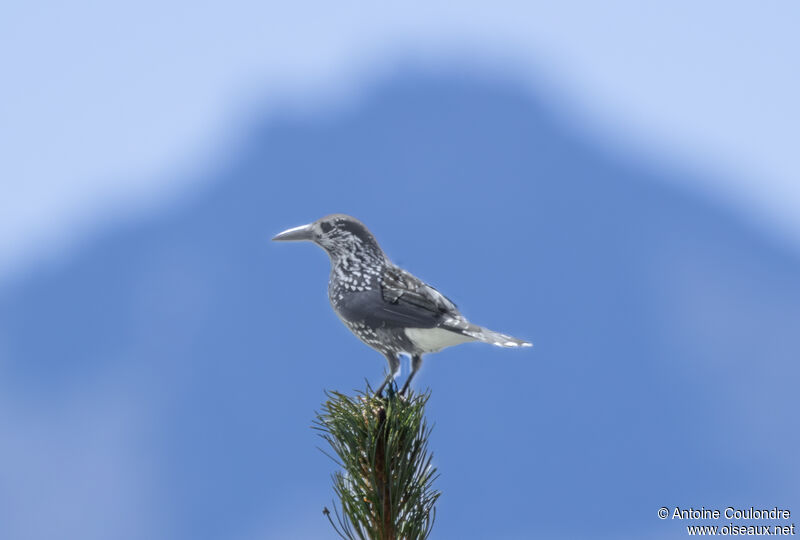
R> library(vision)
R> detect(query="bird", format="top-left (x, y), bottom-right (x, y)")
top-left (273, 214), bottom-right (531, 395)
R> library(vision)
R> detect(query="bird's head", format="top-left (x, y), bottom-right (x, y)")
top-left (272, 214), bottom-right (384, 262)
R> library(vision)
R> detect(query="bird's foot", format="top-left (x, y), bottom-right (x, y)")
top-left (375, 381), bottom-right (400, 400)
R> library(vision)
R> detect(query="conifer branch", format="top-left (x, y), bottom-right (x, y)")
top-left (314, 385), bottom-right (440, 540)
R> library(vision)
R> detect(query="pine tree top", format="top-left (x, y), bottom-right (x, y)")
top-left (314, 386), bottom-right (440, 540)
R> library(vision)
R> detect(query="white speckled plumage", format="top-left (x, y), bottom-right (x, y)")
top-left (273, 214), bottom-right (532, 394)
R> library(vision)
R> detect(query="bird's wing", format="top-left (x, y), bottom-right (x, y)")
top-left (336, 265), bottom-right (461, 329)
top-left (380, 266), bottom-right (459, 316)
top-left (336, 287), bottom-right (442, 328)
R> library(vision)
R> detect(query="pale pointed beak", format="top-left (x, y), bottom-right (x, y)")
top-left (272, 223), bottom-right (314, 242)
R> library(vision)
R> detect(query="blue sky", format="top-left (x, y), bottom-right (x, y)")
top-left (2, 1), bottom-right (800, 283)
top-left (1, 3), bottom-right (799, 540)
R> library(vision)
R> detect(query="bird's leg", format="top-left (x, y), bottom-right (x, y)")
top-left (374, 374), bottom-right (392, 398)
top-left (375, 353), bottom-right (401, 397)
top-left (400, 355), bottom-right (423, 395)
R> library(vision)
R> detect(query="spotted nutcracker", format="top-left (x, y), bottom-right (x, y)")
top-left (273, 214), bottom-right (531, 395)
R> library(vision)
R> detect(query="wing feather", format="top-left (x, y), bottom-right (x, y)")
top-left (381, 266), bottom-right (458, 315)
top-left (335, 265), bottom-right (461, 329)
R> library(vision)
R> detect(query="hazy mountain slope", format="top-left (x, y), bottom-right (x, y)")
top-left (1, 72), bottom-right (797, 540)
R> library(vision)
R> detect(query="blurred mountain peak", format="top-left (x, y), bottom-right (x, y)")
top-left (0, 70), bottom-right (798, 540)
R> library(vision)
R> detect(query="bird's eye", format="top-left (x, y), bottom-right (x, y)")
top-left (320, 222), bottom-right (333, 234)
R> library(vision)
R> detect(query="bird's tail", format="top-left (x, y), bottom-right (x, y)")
top-left (461, 324), bottom-right (532, 348)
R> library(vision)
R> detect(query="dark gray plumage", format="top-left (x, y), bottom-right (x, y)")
top-left (273, 214), bottom-right (531, 394)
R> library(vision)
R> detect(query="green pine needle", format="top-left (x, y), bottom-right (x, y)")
top-left (313, 385), bottom-right (440, 540)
